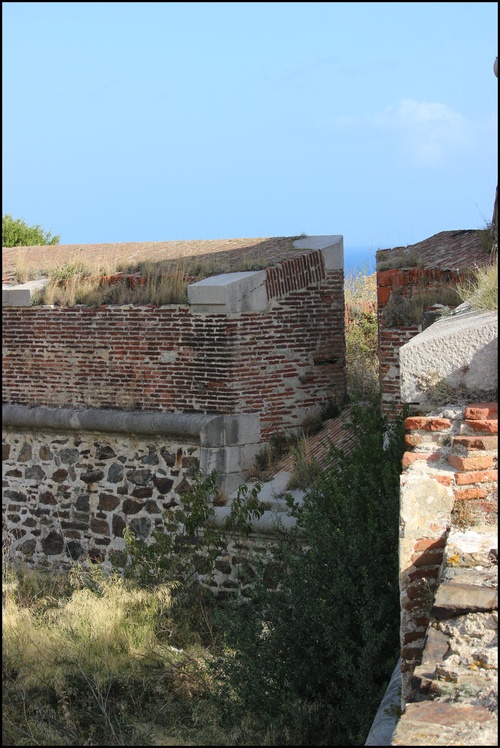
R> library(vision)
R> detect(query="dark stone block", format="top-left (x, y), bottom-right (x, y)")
top-left (127, 469), bottom-right (152, 486)
top-left (40, 491), bottom-right (57, 505)
top-left (122, 498), bottom-right (144, 515)
top-left (215, 560), bottom-right (232, 575)
top-left (144, 500), bottom-right (161, 514)
top-left (112, 514), bottom-right (126, 537)
top-left (90, 517), bottom-right (109, 535)
top-left (75, 494), bottom-right (90, 512)
top-left (42, 531), bottom-right (64, 555)
top-left (107, 463), bottom-right (124, 483)
top-left (141, 453), bottom-right (159, 465)
top-left (4, 490), bottom-right (27, 501)
top-left (129, 516), bottom-right (152, 540)
top-left (98, 493), bottom-right (121, 511)
top-left (176, 478), bottom-right (192, 495)
top-left (3, 444), bottom-right (11, 461)
top-left (132, 486), bottom-right (153, 499)
top-left (59, 448), bottom-right (80, 464)
top-left (160, 449), bottom-right (176, 467)
top-left (5, 469), bottom-right (22, 477)
top-left (19, 442), bottom-right (33, 462)
top-left (67, 540), bottom-right (84, 560)
top-left (52, 468), bottom-right (69, 483)
top-left (39, 445), bottom-right (53, 461)
top-left (81, 469), bottom-right (105, 484)
top-left (19, 538), bottom-right (36, 554)
top-left (96, 446), bottom-right (116, 460)
top-left (25, 466), bottom-right (46, 481)
top-left (153, 476), bottom-right (174, 494)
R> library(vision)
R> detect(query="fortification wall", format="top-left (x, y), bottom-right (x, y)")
top-left (377, 267), bottom-right (462, 415)
top-left (2, 249), bottom-right (345, 443)
top-left (1, 409), bottom-right (285, 587)
top-left (394, 401), bottom-right (498, 744)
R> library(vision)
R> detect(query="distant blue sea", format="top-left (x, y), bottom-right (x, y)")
top-left (344, 246), bottom-right (377, 275)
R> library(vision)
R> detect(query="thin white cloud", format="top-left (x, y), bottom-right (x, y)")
top-left (320, 99), bottom-right (496, 168)
top-left (372, 98), bottom-right (469, 166)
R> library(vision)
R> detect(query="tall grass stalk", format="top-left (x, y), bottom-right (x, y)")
top-left (456, 257), bottom-right (498, 311)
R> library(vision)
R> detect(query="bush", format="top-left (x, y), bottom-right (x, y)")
top-left (211, 399), bottom-right (406, 746)
top-left (2, 214), bottom-right (60, 247)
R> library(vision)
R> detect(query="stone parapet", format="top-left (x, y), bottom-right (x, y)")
top-left (2, 405), bottom-right (261, 496)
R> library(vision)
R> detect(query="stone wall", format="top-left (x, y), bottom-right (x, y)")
top-left (2, 424), bottom-right (202, 569)
top-left (1, 416), bottom-right (290, 589)
top-left (398, 402), bottom-right (498, 701)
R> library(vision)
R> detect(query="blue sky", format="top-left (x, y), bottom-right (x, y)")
top-left (2, 2), bottom-right (498, 272)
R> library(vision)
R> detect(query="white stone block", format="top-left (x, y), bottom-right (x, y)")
top-left (188, 270), bottom-right (267, 313)
top-left (292, 235), bottom-right (344, 270)
top-left (400, 308), bottom-right (498, 403)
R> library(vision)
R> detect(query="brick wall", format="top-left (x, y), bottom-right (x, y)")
top-left (2, 255), bottom-right (345, 443)
top-left (377, 267), bottom-right (462, 415)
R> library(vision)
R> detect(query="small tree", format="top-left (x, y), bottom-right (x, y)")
top-left (2, 214), bottom-right (60, 247)
top-left (213, 399), bottom-right (407, 746)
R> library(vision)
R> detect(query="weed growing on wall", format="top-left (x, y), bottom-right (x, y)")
top-left (211, 399), bottom-right (407, 746)
top-left (456, 256), bottom-right (498, 311)
top-left (124, 470), bottom-right (264, 591)
top-left (382, 284), bottom-right (463, 327)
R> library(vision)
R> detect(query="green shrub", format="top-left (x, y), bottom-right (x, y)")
top-left (382, 285), bottom-right (463, 327)
top-left (2, 214), bottom-right (60, 247)
top-left (211, 399), bottom-right (406, 746)
top-left (124, 471), bottom-right (264, 593)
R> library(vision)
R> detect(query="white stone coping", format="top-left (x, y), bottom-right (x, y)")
top-left (2, 404), bottom-right (262, 496)
top-left (2, 278), bottom-right (50, 306)
top-left (187, 235), bottom-right (344, 313)
top-left (187, 270), bottom-right (267, 313)
top-left (292, 234), bottom-right (344, 270)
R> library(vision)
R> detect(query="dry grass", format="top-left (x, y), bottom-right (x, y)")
top-left (382, 284), bottom-right (463, 327)
top-left (456, 257), bottom-right (498, 311)
top-left (344, 266), bottom-right (379, 400)
top-left (2, 560), bottom-right (225, 746)
top-left (19, 254), bottom-right (275, 307)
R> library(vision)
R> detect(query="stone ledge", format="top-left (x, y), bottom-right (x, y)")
top-left (2, 278), bottom-right (50, 306)
top-left (2, 404), bottom-right (262, 496)
top-left (187, 270), bottom-right (267, 313)
top-left (392, 701), bottom-right (497, 746)
top-left (432, 583), bottom-right (498, 619)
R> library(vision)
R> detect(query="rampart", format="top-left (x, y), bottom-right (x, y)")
top-left (376, 230), bottom-right (493, 416)
top-left (2, 235), bottom-right (345, 570)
